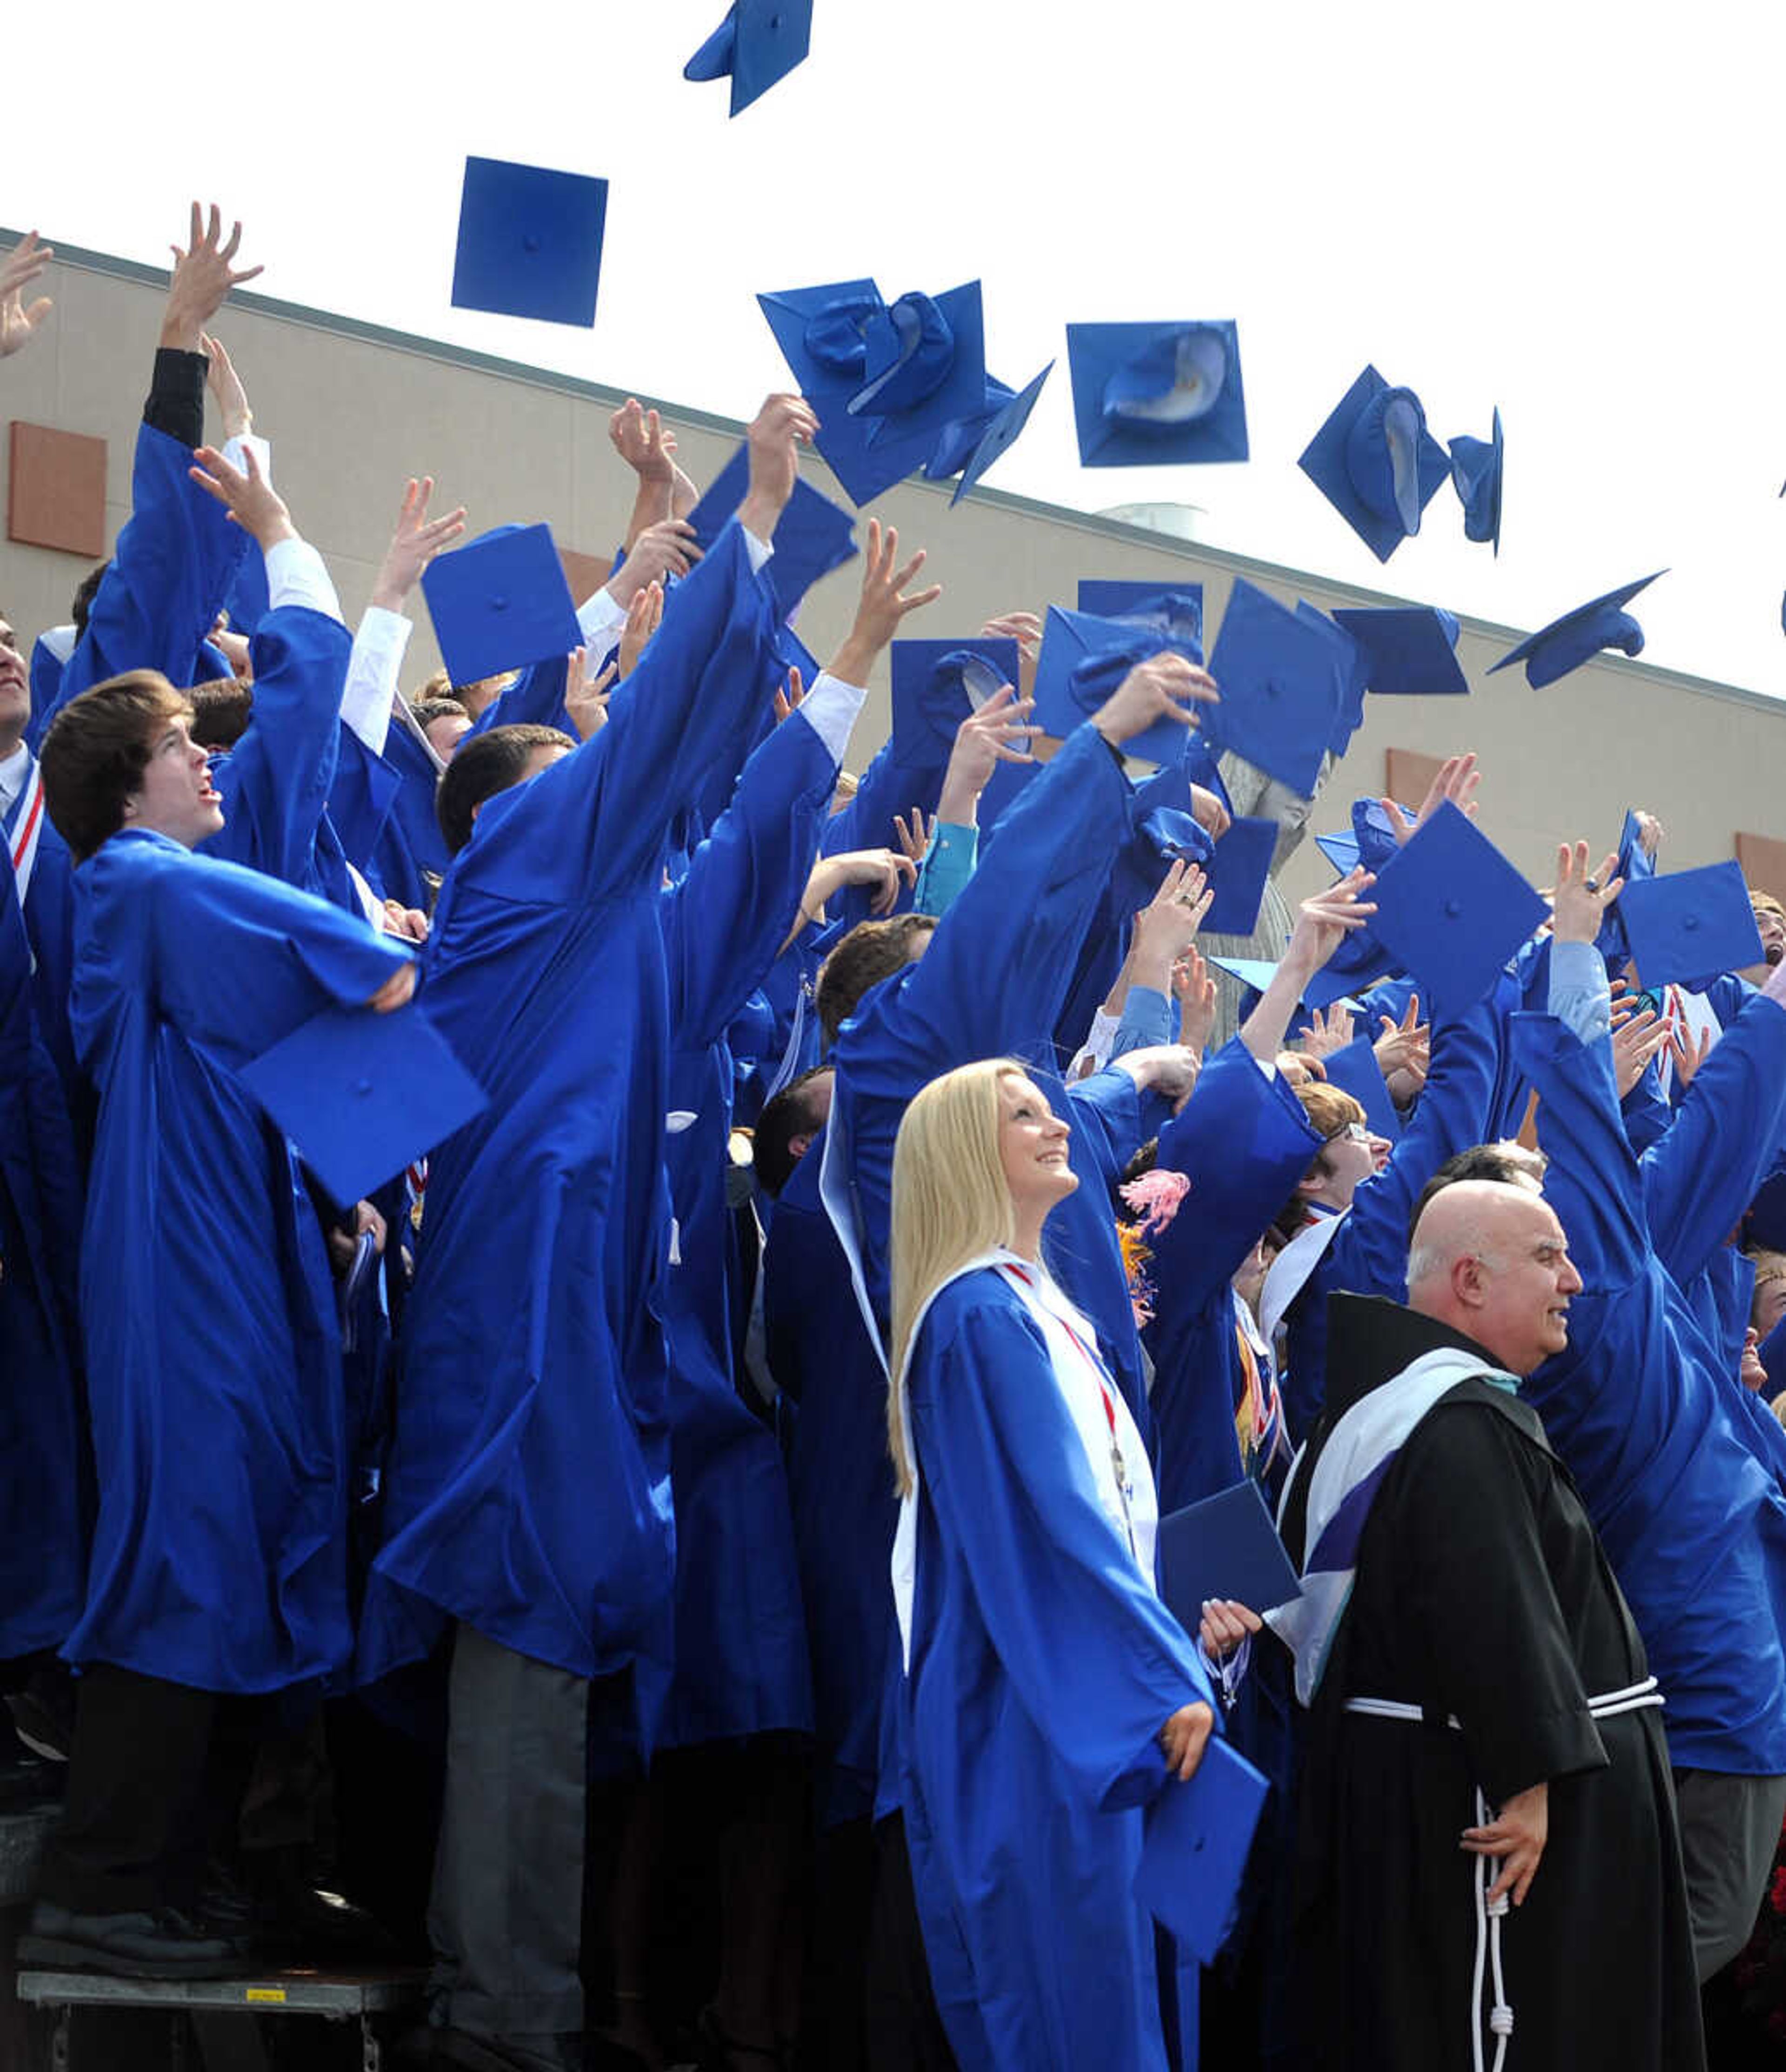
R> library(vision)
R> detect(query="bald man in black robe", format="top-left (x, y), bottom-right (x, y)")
top-left (1279, 1180), bottom-right (1703, 2072)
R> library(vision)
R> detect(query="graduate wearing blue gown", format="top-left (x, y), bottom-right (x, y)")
top-left (1515, 912), bottom-right (1786, 1979)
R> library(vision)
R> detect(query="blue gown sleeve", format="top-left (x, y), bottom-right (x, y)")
top-left (1639, 997), bottom-right (1786, 1290)
top-left (910, 1292), bottom-right (1215, 1811)
top-left (205, 606), bottom-right (350, 890)
top-left (662, 707), bottom-right (838, 1049)
top-left (458, 523), bottom-right (778, 909)
top-left (1621, 1060), bottom-right (1673, 1154)
top-left (1061, 1065), bottom-right (1150, 1186)
top-left (29, 425), bottom-right (246, 747)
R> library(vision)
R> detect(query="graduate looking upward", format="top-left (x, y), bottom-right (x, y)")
top-left (353, 394), bottom-right (819, 2072)
top-left (20, 665), bottom-right (416, 1982)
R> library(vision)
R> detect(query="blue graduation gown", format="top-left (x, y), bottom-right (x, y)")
top-left (357, 524), bottom-right (779, 1693)
top-left (0, 883), bottom-right (87, 1657)
top-left (62, 829), bottom-right (409, 1692)
top-left (657, 706), bottom-right (839, 1747)
top-left (28, 423), bottom-right (246, 750)
top-left (897, 1270), bottom-right (1214, 2072)
top-left (1144, 1041), bottom-right (1323, 1512)
top-left (1280, 998), bottom-right (1500, 1442)
top-left (1513, 1009), bottom-right (1786, 1773)
top-left (5, 763), bottom-right (81, 1120)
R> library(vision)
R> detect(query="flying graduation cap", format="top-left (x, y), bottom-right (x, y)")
top-left (1619, 860), bottom-right (1765, 991)
top-left (421, 524), bottom-right (584, 687)
top-left (1066, 320), bottom-right (1249, 468)
top-left (1448, 407), bottom-right (1504, 553)
top-left (451, 157), bottom-right (609, 328)
top-left (1299, 365), bottom-right (1451, 563)
top-left (684, 0), bottom-right (813, 115)
top-left (1204, 579), bottom-right (1357, 799)
top-left (1488, 572), bottom-right (1666, 689)
top-left (1329, 605), bottom-right (1470, 697)
top-left (923, 363), bottom-right (1054, 505)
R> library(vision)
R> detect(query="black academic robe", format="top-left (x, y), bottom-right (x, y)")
top-left (1288, 1295), bottom-right (1703, 2072)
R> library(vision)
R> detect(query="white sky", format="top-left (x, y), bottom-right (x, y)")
top-left (14, 0), bottom-right (1786, 689)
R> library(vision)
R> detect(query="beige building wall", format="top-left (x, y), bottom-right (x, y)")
top-left (7, 232), bottom-right (1786, 909)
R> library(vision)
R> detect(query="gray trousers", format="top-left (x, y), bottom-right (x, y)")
top-left (429, 1621), bottom-right (589, 2039)
top-left (1673, 1767), bottom-right (1786, 1982)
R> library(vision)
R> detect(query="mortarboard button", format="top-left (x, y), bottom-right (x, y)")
top-left (686, 442), bottom-right (857, 622)
top-left (1330, 604), bottom-right (1470, 698)
top-left (1135, 1736), bottom-right (1271, 1966)
top-left (1204, 579), bottom-right (1355, 799)
top-left (1618, 860), bottom-right (1765, 991)
top-left (1066, 320), bottom-right (1249, 468)
top-left (1448, 405), bottom-right (1503, 554)
top-left (1487, 572), bottom-right (1666, 690)
top-left (1366, 801), bottom-right (1548, 1017)
top-left (451, 157), bottom-right (608, 328)
top-left (421, 523), bottom-right (584, 688)
top-left (684, 0), bottom-right (813, 116)
top-left (1298, 365), bottom-right (1451, 563)
top-left (238, 999), bottom-right (489, 1210)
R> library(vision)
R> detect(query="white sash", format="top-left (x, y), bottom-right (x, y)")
top-left (1259, 1207), bottom-right (1346, 1348)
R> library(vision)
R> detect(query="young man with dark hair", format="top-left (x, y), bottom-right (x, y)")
top-left (20, 664), bottom-right (418, 1979)
top-left (813, 913), bottom-right (937, 1050)
top-left (434, 721), bottom-right (575, 854)
top-left (753, 1065), bottom-right (833, 1197)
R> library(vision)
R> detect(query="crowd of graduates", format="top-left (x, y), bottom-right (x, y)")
top-left (11, 205), bottom-right (1786, 2072)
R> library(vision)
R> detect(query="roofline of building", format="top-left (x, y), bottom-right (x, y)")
top-left (14, 226), bottom-right (1781, 721)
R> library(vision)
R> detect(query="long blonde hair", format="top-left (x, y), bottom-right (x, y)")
top-left (886, 1058), bottom-right (1024, 1495)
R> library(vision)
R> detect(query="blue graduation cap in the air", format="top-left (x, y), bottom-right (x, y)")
top-left (1299, 365), bottom-right (1451, 563)
top-left (1204, 579), bottom-right (1357, 799)
top-left (683, 0), bottom-right (812, 115)
top-left (1066, 321), bottom-right (1249, 467)
top-left (1619, 859), bottom-right (1765, 991)
top-left (1078, 580), bottom-right (1204, 651)
top-left (1300, 601), bottom-right (1368, 761)
top-left (1201, 814), bottom-right (1279, 937)
top-left (758, 278), bottom-right (988, 506)
top-left (1594, 809), bottom-right (1656, 970)
top-left (1033, 604), bottom-right (1202, 767)
top-left (451, 157), bottom-right (609, 328)
top-left (1488, 572), bottom-right (1666, 690)
top-left (421, 523), bottom-right (584, 688)
top-left (1315, 829), bottom-right (1361, 876)
top-left (239, 1000), bottom-right (489, 1209)
top-left (888, 638), bottom-right (1022, 764)
top-left (1448, 406), bottom-right (1503, 554)
top-left (686, 442), bottom-right (857, 622)
top-left (1321, 1029), bottom-right (1403, 1143)
top-left (924, 364), bottom-right (1053, 505)
top-left (1330, 605), bottom-right (1470, 698)
top-left (1206, 953), bottom-right (1367, 1016)
top-left (1111, 781), bottom-right (1216, 923)
top-left (1367, 801), bottom-right (1549, 1017)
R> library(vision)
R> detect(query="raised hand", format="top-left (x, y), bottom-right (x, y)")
top-left (1670, 1023), bottom-right (1714, 1092)
top-left (1611, 1007), bottom-right (1670, 1098)
top-left (935, 682), bottom-right (1036, 823)
top-left (828, 519), bottom-right (942, 688)
top-left (1284, 867), bottom-right (1379, 972)
top-left (564, 644), bottom-right (618, 743)
top-left (0, 231), bottom-right (54, 359)
top-left (188, 442), bottom-right (294, 551)
top-left (162, 204), bottom-right (262, 352)
top-left (1550, 840), bottom-right (1623, 946)
top-left (1375, 995), bottom-right (1430, 1101)
top-left (1090, 652), bottom-right (1219, 752)
top-left (1381, 752), bottom-right (1481, 846)
top-left (370, 477), bottom-right (467, 611)
top-left (893, 807), bottom-right (934, 868)
top-left (200, 333), bottom-right (253, 439)
top-left (773, 664), bottom-right (806, 724)
top-left (608, 397), bottom-right (676, 484)
top-left (1190, 783), bottom-right (1232, 840)
top-left (1296, 1002), bottom-right (1355, 1060)
top-left (1133, 859), bottom-right (1214, 987)
top-left (618, 580), bottom-right (663, 678)
top-left (739, 392), bottom-right (820, 541)
top-left (979, 609), bottom-right (1043, 660)
top-left (606, 517), bottom-right (701, 607)
top-left (1173, 948), bottom-right (1218, 1056)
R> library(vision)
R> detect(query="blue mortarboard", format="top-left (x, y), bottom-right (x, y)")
top-left (239, 1001), bottom-right (489, 1209)
top-left (1330, 605), bottom-right (1469, 697)
top-left (1205, 579), bottom-right (1354, 798)
top-left (683, 0), bottom-right (812, 115)
top-left (1066, 321), bottom-right (1248, 467)
top-left (1488, 572), bottom-right (1666, 690)
top-left (1593, 809), bottom-right (1657, 970)
top-left (1157, 1481), bottom-right (1303, 1634)
top-left (1206, 954), bottom-right (1366, 1017)
top-left (451, 158), bottom-right (608, 328)
top-left (1618, 860), bottom-right (1765, 991)
top-left (758, 278), bottom-right (987, 506)
top-left (1111, 796), bottom-right (1214, 922)
top-left (1317, 801), bottom-right (1408, 993)
top-left (1201, 815), bottom-right (1278, 937)
top-left (1315, 830), bottom-right (1361, 876)
top-left (1299, 601), bottom-right (1368, 760)
top-left (1135, 1736), bottom-right (1271, 1966)
top-left (421, 524), bottom-right (584, 687)
top-left (887, 638), bottom-right (1021, 764)
top-left (1367, 801), bottom-right (1548, 1017)
top-left (686, 443), bottom-right (857, 621)
top-left (1299, 365), bottom-right (1451, 563)
top-left (1320, 1029), bottom-right (1402, 1142)
top-left (1078, 580), bottom-right (1204, 651)
top-left (927, 363), bottom-right (1053, 506)
top-left (1448, 405), bottom-right (1503, 553)
top-left (1033, 605), bottom-right (1200, 767)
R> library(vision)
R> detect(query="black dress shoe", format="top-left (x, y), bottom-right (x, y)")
top-left (17, 1900), bottom-right (251, 1979)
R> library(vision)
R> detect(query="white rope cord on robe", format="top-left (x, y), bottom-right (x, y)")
top-left (1341, 1678), bottom-right (1663, 2071)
